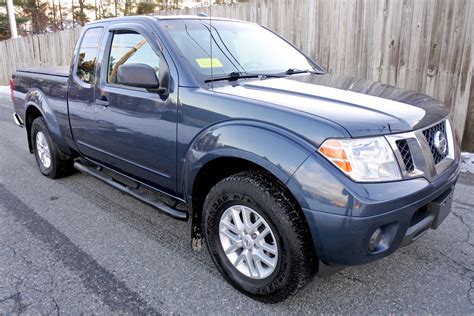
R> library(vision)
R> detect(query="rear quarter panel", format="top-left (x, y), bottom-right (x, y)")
top-left (12, 71), bottom-right (74, 154)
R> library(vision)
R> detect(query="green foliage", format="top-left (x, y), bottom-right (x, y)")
top-left (0, 0), bottom-right (29, 27)
top-left (136, 2), bottom-right (156, 15)
top-left (73, 0), bottom-right (94, 25)
top-left (0, 0), bottom-right (33, 39)
top-left (19, 0), bottom-right (49, 33)
top-left (122, 0), bottom-right (132, 16)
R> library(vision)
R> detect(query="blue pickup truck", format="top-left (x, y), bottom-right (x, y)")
top-left (11, 16), bottom-right (460, 302)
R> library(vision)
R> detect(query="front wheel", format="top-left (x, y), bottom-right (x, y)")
top-left (31, 117), bottom-right (73, 179)
top-left (203, 171), bottom-right (316, 303)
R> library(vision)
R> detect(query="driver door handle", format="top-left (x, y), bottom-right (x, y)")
top-left (95, 97), bottom-right (109, 110)
top-left (96, 99), bottom-right (109, 106)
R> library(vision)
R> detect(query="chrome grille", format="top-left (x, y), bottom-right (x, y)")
top-left (422, 121), bottom-right (448, 164)
top-left (396, 139), bottom-right (414, 172)
top-left (385, 119), bottom-right (456, 182)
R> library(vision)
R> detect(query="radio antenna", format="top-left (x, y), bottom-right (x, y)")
top-left (209, 2), bottom-right (213, 91)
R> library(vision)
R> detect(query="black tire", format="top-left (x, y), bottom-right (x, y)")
top-left (203, 171), bottom-right (317, 303)
top-left (31, 117), bottom-right (74, 179)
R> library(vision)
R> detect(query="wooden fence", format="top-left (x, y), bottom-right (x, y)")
top-left (0, 28), bottom-right (82, 83)
top-left (0, 0), bottom-right (473, 150)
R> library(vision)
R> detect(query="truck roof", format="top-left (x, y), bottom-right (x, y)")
top-left (155, 15), bottom-right (246, 23)
top-left (86, 15), bottom-right (249, 26)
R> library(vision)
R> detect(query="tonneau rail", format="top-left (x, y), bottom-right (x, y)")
top-left (16, 67), bottom-right (69, 78)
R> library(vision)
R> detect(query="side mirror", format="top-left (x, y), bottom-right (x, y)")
top-left (116, 63), bottom-right (166, 93)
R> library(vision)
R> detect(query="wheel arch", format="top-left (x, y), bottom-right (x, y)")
top-left (183, 121), bottom-right (316, 251)
top-left (25, 104), bottom-right (43, 153)
top-left (24, 89), bottom-right (71, 155)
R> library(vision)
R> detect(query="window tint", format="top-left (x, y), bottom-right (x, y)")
top-left (76, 27), bottom-right (103, 84)
top-left (107, 32), bottom-right (160, 84)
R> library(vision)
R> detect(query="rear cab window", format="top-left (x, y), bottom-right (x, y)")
top-left (76, 27), bottom-right (103, 84)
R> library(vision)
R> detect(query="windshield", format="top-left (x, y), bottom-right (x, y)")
top-left (160, 19), bottom-right (320, 83)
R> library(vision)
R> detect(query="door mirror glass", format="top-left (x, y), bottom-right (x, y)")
top-left (116, 63), bottom-right (160, 89)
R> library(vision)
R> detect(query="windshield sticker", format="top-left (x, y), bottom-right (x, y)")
top-left (195, 58), bottom-right (223, 68)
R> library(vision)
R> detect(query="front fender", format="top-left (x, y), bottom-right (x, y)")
top-left (25, 89), bottom-right (71, 154)
top-left (183, 120), bottom-right (316, 200)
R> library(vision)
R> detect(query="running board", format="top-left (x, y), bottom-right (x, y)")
top-left (73, 161), bottom-right (188, 221)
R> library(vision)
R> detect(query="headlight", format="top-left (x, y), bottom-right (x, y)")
top-left (318, 137), bottom-right (402, 182)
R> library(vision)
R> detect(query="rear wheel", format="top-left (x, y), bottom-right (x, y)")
top-left (31, 117), bottom-right (73, 179)
top-left (203, 171), bottom-right (316, 303)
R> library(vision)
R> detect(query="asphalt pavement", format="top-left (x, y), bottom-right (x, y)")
top-left (1, 92), bottom-right (473, 314)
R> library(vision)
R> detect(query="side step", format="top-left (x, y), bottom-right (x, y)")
top-left (73, 161), bottom-right (188, 221)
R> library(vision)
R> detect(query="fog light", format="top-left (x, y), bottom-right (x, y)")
top-left (368, 228), bottom-right (383, 252)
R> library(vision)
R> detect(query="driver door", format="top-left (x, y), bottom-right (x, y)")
top-left (91, 27), bottom-right (177, 193)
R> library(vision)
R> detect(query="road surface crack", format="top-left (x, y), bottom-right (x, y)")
top-left (469, 280), bottom-right (474, 305)
top-left (339, 273), bottom-right (367, 284)
top-left (52, 296), bottom-right (60, 316)
top-left (0, 277), bottom-right (31, 314)
top-left (451, 208), bottom-right (474, 248)
top-left (0, 183), bottom-right (161, 315)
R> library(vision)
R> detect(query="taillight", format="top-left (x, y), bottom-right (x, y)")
top-left (9, 78), bottom-right (14, 99)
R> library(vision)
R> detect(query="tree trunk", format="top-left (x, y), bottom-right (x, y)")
top-left (99, 0), bottom-right (104, 19)
top-left (79, 0), bottom-right (84, 25)
top-left (33, 0), bottom-right (41, 33)
top-left (51, 0), bottom-right (57, 31)
top-left (58, 0), bottom-right (64, 30)
top-left (71, 0), bottom-right (75, 27)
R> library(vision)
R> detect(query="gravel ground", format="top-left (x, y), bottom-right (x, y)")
top-left (1, 92), bottom-right (473, 314)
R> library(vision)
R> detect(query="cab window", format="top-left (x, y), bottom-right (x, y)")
top-left (107, 32), bottom-right (160, 84)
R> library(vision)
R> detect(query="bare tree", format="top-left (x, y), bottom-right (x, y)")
top-left (58, 0), bottom-right (64, 29)
top-left (50, 0), bottom-right (58, 31)
top-left (71, 0), bottom-right (75, 26)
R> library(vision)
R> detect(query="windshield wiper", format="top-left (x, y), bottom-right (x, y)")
top-left (204, 72), bottom-right (258, 83)
top-left (257, 68), bottom-right (322, 78)
top-left (284, 68), bottom-right (320, 75)
top-left (204, 71), bottom-right (284, 83)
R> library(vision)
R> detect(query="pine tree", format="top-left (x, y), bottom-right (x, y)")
top-left (0, 0), bottom-right (29, 39)
top-left (57, 0), bottom-right (70, 30)
top-left (98, 0), bottom-right (114, 19)
top-left (72, 0), bottom-right (94, 25)
top-left (123, 0), bottom-right (132, 16)
top-left (136, 1), bottom-right (156, 15)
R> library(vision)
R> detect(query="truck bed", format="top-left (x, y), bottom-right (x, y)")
top-left (12, 66), bottom-right (70, 146)
top-left (16, 66), bottom-right (69, 78)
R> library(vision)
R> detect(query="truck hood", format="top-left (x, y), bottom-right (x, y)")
top-left (213, 74), bottom-right (449, 137)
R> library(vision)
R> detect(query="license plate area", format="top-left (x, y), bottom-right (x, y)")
top-left (428, 186), bottom-right (455, 229)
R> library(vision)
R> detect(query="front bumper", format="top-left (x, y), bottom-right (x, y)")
top-left (294, 156), bottom-right (460, 267)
